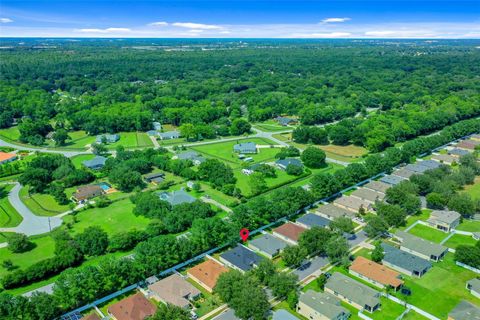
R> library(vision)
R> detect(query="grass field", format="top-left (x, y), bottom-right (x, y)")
top-left (20, 186), bottom-right (71, 216)
top-left (456, 219), bottom-right (480, 232)
top-left (393, 253), bottom-right (480, 319)
top-left (464, 177), bottom-right (480, 200)
top-left (444, 234), bottom-right (478, 249)
top-left (0, 184), bottom-right (22, 228)
top-left (63, 130), bottom-right (96, 149)
top-left (402, 310), bottom-right (429, 320)
top-left (253, 120), bottom-right (290, 132)
top-left (407, 223), bottom-right (449, 243)
top-left (106, 132), bottom-right (153, 149)
top-left (71, 154), bottom-right (96, 169)
top-left (234, 167), bottom-right (301, 197)
top-left (0, 126), bottom-right (21, 141)
top-left (369, 297), bottom-right (406, 320)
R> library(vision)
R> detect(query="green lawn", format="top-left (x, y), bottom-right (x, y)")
top-left (444, 234), bottom-right (478, 249)
top-left (407, 223), bottom-right (449, 243)
top-left (106, 132), bottom-right (153, 149)
top-left (402, 210), bottom-right (431, 230)
top-left (234, 167), bottom-right (301, 197)
top-left (369, 297), bottom-right (406, 320)
top-left (392, 253), bottom-right (480, 319)
top-left (195, 182), bottom-right (239, 207)
top-left (253, 121), bottom-right (290, 132)
top-left (186, 277), bottom-right (223, 317)
top-left (70, 154), bottom-right (96, 169)
top-left (456, 219), bottom-right (480, 232)
top-left (64, 131), bottom-right (96, 149)
top-left (0, 126), bottom-right (21, 141)
top-left (464, 177), bottom-right (480, 200)
top-left (20, 187), bottom-right (71, 216)
top-left (0, 184), bottom-right (22, 228)
top-left (402, 310), bottom-right (429, 320)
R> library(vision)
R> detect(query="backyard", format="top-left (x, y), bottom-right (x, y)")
top-left (406, 223), bottom-right (449, 243)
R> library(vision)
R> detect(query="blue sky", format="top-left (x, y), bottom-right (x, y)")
top-left (0, 1), bottom-right (479, 38)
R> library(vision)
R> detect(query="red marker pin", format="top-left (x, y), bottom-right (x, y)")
top-left (240, 228), bottom-right (250, 242)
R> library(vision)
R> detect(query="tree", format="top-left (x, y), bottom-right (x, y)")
top-left (287, 290), bottom-right (299, 309)
top-left (252, 259), bottom-right (276, 285)
top-left (364, 216), bottom-right (388, 238)
top-left (29, 292), bottom-right (62, 320)
top-left (310, 173), bottom-right (341, 198)
top-left (230, 119), bottom-right (251, 136)
top-left (8, 233), bottom-right (32, 253)
top-left (91, 142), bottom-right (108, 155)
top-left (148, 303), bottom-right (191, 320)
top-left (249, 172), bottom-right (267, 195)
top-left (283, 245), bottom-right (308, 268)
top-left (325, 236), bottom-right (349, 265)
top-left (286, 164), bottom-right (303, 176)
top-left (316, 274), bottom-right (327, 290)
top-left (52, 128), bottom-right (70, 146)
top-left (426, 192), bottom-right (446, 209)
top-left (269, 273), bottom-right (298, 299)
top-left (298, 226), bottom-right (332, 256)
top-left (448, 193), bottom-right (476, 218)
top-left (376, 203), bottom-right (407, 227)
top-left (330, 217), bottom-right (354, 234)
top-left (75, 226), bottom-right (109, 256)
top-left (371, 241), bottom-right (385, 263)
top-left (179, 123), bottom-right (196, 141)
top-left (276, 146), bottom-right (300, 159)
top-left (301, 146), bottom-right (326, 168)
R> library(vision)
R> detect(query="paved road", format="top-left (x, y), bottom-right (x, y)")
top-left (293, 255), bottom-right (329, 281)
top-left (0, 138), bottom-right (89, 158)
top-left (348, 230), bottom-right (369, 248)
top-left (0, 183), bottom-right (63, 236)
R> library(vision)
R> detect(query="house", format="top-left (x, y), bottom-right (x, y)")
top-left (324, 272), bottom-right (380, 313)
top-left (248, 233), bottom-right (289, 258)
top-left (72, 185), bottom-right (104, 203)
top-left (448, 148), bottom-right (471, 157)
top-left (82, 156), bottom-right (107, 170)
top-left (456, 140), bottom-right (479, 151)
top-left (362, 180), bottom-right (391, 194)
top-left (158, 188), bottom-right (196, 206)
top-left (144, 172), bottom-right (165, 184)
top-left (148, 274), bottom-right (201, 308)
top-left (381, 243), bottom-right (432, 277)
top-left (448, 300), bottom-right (480, 320)
top-left (297, 290), bottom-right (350, 320)
top-left (471, 134), bottom-right (480, 141)
top-left (153, 122), bottom-right (162, 130)
top-left (392, 168), bottom-right (415, 179)
top-left (275, 116), bottom-right (297, 126)
top-left (108, 292), bottom-right (156, 320)
top-left (0, 152), bottom-right (17, 165)
top-left (272, 222), bottom-right (307, 245)
top-left (417, 160), bottom-right (441, 170)
top-left (380, 175), bottom-right (405, 186)
top-left (405, 163), bottom-right (431, 173)
top-left (275, 158), bottom-right (303, 170)
top-left (427, 210), bottom-right (461, 232)
top-left (467, 278), bottom-right (480, 298)
top-left (296, 213), bottom-right (331, 229)
top-left (349, 256), bottom-right (404, 290)
top-left (96, 134), bottom-right (120, 144)
top-left (219, 244), bottom-right (264, 272)
top-left (233, 142), bottom-right (257, 154)
top-left (394, 231), bottom-right (448, 261)
top-left (272, 309), bottom-right (300, 320)
top-left (432, 154), bottom-right (457, 165)
top-left (146, 130), bottom-right (158, 136)
top-left (187, 259), bottom-right (229, 293)
top-left (351, 188), bottom-right (385, 204)
top-left (333, 196), bottom-right (373, 213)
top-left (175, 150), bottom-right (206, 165)
top-left (315, 203), bottom-right (356, 220)
top-left (159, 131), bottom-right (180, 140)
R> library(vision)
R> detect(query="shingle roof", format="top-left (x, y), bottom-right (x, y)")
top-left (0, 152), bottom-right (16, 162)
top-left (350, 256), bottom-right (403, 288)
top-left (159, 131), bottom-right (180, 139)
top-left (148, 274), bottom-right (200, 308)
top-left (382, 243), bottom-right (431, 274)
top-left (273, 222), bottom-right (307, 242)
top-left (275, 158), bottom-right (303, 169)
top-left (220, 245), bottom-right (264, 272)
top-left (83, 156), bottom-right (107, 169)
top-left (299, 290), bottom-right (349, 320)
top-left (467, 278), bottom-right (480, 294)
top-left (315, 203), bottom-right (356, 218)
top-left (362, 180), bottom-right (391, 194)
top-left (158, 189), bottom-right (196, 206)
top-left (393, 168), bottom-right (416, 178)
top-left (296, 213), bottom-right (331, 228)
top-left (448, 300), bottom-right (480, 320)
top-left (233, 142), bottom-right (257, 153)
top-left (448, 148), bottom-right (471, 156)
top-left (405, 163), bottom-right (431, 173)
top-left (431, 154), bottom-right (457, 164)
top-left (334, 195), bottom-right (371, 212)
top-left (380, 175), bottom-right (405, 185)
top-left (249, 234), bottom-right (289, 257)
top-left (187, 259), bottom-right (228, 291)
top-left (456, 140), bottom-right (478, 150)
top-left (108, 292), bottom-right (156, 320)
top-left (351, 188), bottom-right (385, 202)
top-left (428, 210), bottom-right (461, 225)
top-left (325, 273), bottom-right (380, 309)
top-left (272, 309), bottom-right (300, 320)
top-left (73, 185), bottom-right (104, 201)
top-left (395, 231), bottom-right (447, 258)
top-left (417, 160), bottom-right (441, 169)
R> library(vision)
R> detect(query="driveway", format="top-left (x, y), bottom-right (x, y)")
top-left (293, 255), bottom-right (329, 281)
top-left (0, 183), bottom-right (63, 236)
top-left (348, 230), bottom-right (368, 248)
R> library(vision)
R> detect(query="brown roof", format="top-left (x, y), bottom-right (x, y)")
top-left (82, 313), bottom-right (101, 320)
top-left (363, 181), bottom-right (391, 194)
top-left (187, 259), bottom-right (229, 291)
top-left (334, 195), bottom-right (371, 212)
top-left (457, 140), bottom-right (479, 150)
top-left (350, 256), bottom-right (403, 288)
top-left (73, 185), bottom-right (103, 201)
top-left (273, 222), bottom-right (306, 242)
top-left (148, 274), bottom-right (201, 308)
top-left (108, 292), bottom-right (156, 320)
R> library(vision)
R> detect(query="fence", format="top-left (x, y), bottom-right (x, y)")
top-left (456, 261), bottom-right (480, 274)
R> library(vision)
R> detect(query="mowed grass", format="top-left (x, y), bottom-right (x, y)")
top-left (407, 224), bottom-right (449, 243)
top-left (234, 168), bottom-right (301, 197)
top-left (394, 253), bottom-right (480, 319)
top-left (456, 219), bottom-right (480, 232)
top-left (0, 184), bottom-right (22, 228)
top-left (106, 132), bottom-right (153, 149)
top-left (71, 154), bottom-right (96, 169)
top-left (20, 186), bottom-right (71, 216)
top-left (64, 130), bottom-right (96, 149)
top-left (444, 234), bottom-right (478, 249)
top-left (402, 310), bottom-right (429, 320)
top-left (0, 126), bottom-right (21, 141)
top-left (464, 176), bottom-right (480, 200)
top-left (369, 297), bottom-right (406, 320)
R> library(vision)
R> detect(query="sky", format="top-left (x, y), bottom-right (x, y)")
top-left (0, 1), bottom-right (479, 38)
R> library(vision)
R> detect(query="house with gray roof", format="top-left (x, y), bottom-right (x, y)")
top-left (159, 131), bottom-right (180, 140)
top-left (394, 231), bottom-right (448, 261)
top-left (96, 134), bottom-right (120, 144)
top-left (324, 272), bottom-right (380, 313)
top-left (417, 160), bottom-right (441, 170)
top-left (297, 290), bottom-right (350, 320)
top-left (334, 196), bottom-right (373, 213)
top-left (392, 168), bottom-right (416, 179)
top-left (158, 188), bottom-right (196, 206)
top-left (175, 151), bottom-right (206, 165)
top-left (219, 245), bottom-right (264, 272)
top-left (233, 142), bottom-right (257, 154)
top-left (448, 148), bottom-right (471, 157)
top-left (427, 210), bottom-right (461, 232)
top-left (448, 300), bottom-right (480, 320)
top-left (315, 203), bottom-right (356, 220)
top-left (467, 278), bottom-right (480, 299)
top-left (144, 172), bottom-right (165, 184)
top-left (296, 213), bottom-right (331, 229)
top-left (147, 130), bottom-right (159, 136)
top-left (405, 163), bottom-right (431, 173)
top-left (248, 234), bottom-right (289, 259)
top-left (362, 180), bottom-right (391, 194)
top-left (83, 156), bottom-right (107, 170)
top-left (275, 116), bottom-right (297, 126)
top-left (351, 188), bottom-right (385, 204)
top-left (276, 158), bottom-right (303, 170)
top-left (380, 175), bottom-right (405, 185)
top-left (381, 243), bottom-right (431, 277)
top-left (272, 310), bottom-right (299, 320)
top-left (432, 153), bottom-right (457, 165)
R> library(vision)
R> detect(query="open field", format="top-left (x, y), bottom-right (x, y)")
top-left (106, 132), bottom-right (153, 149)
top-left (0, 126), bottom-right (21, 141)
top-left (234, 167), bottom-right (301, 197)
top-left (253, 120), bottom-right (291, 132)
top-left (369, 297), bottom-right (406, 320)
top-left (0, 184), bottom-right (22, 228)
top-left (407, 223), bottom-right (448, 243)
top-left (71, 154), bottom-right (96, 169)
top-left (456, 219), bottom-right (480, 232)
top-left (20, 186), bottom-right (71, 216)
top-left (62, 130), bottom-right (96, 149)
top-left (464, 176), bottom-right (480, 200)
top-left (444, 234), bottom-right (477, 249)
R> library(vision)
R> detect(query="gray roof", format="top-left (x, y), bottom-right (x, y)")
top-left (158, 189), bottom-right (196, 206)
top-left (428, 210), bottom-right (461, 225)
top-left (220, 244), bottom-right (264, 272)
top-left (276, 158), bottom-right (303, 169)
top-left (325, 272), bottom-right (380, 309)
top-left (351, 188), bottom-right (385, 202)
top-left (334, 195), bottom-right (371, 212)
top-left (395, 231), bottom-right (448, 258)
top-left (432, 154), bottom-right (457, 164)
top-left (380, 175), bottom-right (405, 185)
top-left (249, 234), bottom-right (289, 257)
top-left (272, 309), bottom-right (300, 320)
top-left (153, 122), bottom-right (162, 130)
top-left (417, 160), bottom-right (441, 169)
top-left (83, 156), bottom-right (107, 169)
top-left (316, 203), bottom-right (356, 219)
top-left (448, 148), bottom-right (470, 156)
top-left (362, 180), bottom-right (391, 194)
top-left (176, 151), bottom-right (205, 163)
top-left (159, 131), bottom-right (180, 139)
top-left (276, 117), bottom-right (296, 126)
top-left (467, 278), bottom-right (480, 294)
top-left (393, 168), bottom-right (416, 178)
top-left (448, 300), bottom-right (480, 320)
top-left (96, 134), bottom-right (119, 143)
top-left (382, 243), bottom-right (431, 274)
top-left (233, 142), bottom-right (257, 153)
top-left (405, 163), bottom-right (430, 173)
top-left (147, 130), bottom-right (158, 136)
top-left (296, 213), bottom-right (331, 228)
top-left (299, 290), bottom-right (350, 320)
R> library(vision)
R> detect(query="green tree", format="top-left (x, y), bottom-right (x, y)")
top-left (52, 128), bottom-right (70, 146)
top-left (325, 236), bottom-right (349, 264)
top-left (230, 119), bottom-right (251, 136)
top-left (283, 245), bottom-right (308, 268)
top-left (269, 272), bottom-right (298, 299)
top-left (148, 303), bottom-right (191, 320)
top-left (330, 217), bottom-right (354, 234)
top-left (301, 146), bottom-right (326, 168)
top-left (75, 226), bottom-right (109, 256)
top-left (249, 172), bottom-right (268, 195)
top-left (371, 241), bottom-right (385, 263)
top-left (7, 233), bottom-right (32, 253)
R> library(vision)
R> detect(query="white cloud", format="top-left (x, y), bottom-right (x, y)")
top-left (321, 17), bottom-right (350, 24)
top-left (0, 18), bottom-right (13, 23)
top-left (188, 29), bottom-right (204, 33)
top-left (294, 32), bottom-right (352, 38)
top-left (76, 27), bottom-right (131, 33)
top-left (219, 30), bottom-right (231, 34)
top-left (149, 21), bottom-right (168, 27)
top-left (172, 22), bottom-right (222, 29)
top-left (365, 31), bottom-right (397, 36)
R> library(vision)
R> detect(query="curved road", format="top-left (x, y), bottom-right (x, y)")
top-left (0, 139), bottom-right (89, 158)
top-left (0, 183), bottom-right (63, 236)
